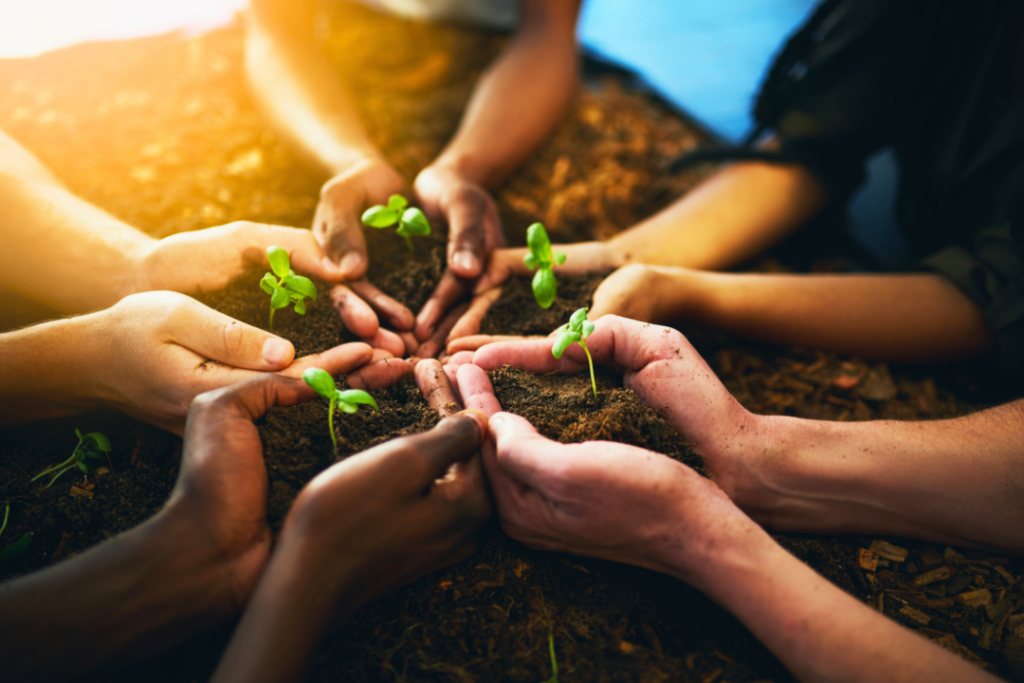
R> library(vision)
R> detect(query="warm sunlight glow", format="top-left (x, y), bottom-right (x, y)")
top-left (0, 0), bottom-right (249, 58)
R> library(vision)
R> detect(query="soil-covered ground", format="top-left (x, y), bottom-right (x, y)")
top-left (1, 3), bottom-right (1023, 681)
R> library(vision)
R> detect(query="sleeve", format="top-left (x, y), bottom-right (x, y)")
top-left (754, 0), bottom-right (905, 204)
top-left (921, 220), bottom-right (1024, 377)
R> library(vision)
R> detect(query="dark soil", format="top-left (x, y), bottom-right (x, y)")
top-left (1, 3), bottom-right (1022, 682)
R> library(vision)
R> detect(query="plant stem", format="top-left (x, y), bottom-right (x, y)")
top-left (328, 396), bottom-right (338, 450)
top-left (547, 632), bottom-right (558, 683)
top-left (0, 505), bottom-right (8, 539)
top-left (43, 465), bottom-right (75, 489)
top-left (581, 341), bottom-right (597, 398)
top-left (403, 234), bottom-right (414, 252)
top-left (268, 306), bottom-right (275, 331)
top-left (30, 453), bottom-right (77, 482)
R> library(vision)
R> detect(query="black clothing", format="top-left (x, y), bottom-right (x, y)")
top-left (754, 0), bottom-right (1024, 374)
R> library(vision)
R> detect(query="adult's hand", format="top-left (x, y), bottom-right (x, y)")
top-left (212, 381), bottom-right (491, 683)
top-left (80, 291), bottom-right (379, 433)
top-left (411, 165), bottom-right (505, 342)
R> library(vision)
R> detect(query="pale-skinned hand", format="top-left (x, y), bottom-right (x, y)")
top-left (589, 263), bottom-right (681, 322)
top-left (76, 291), bottom-right (386, 433)
top-left (412, 165), bottom-right (505, 341)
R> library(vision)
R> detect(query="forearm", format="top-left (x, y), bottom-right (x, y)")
top-left (678, 531), bottom-right (996, 683)
top-left (606, 162), bottom-right (827, 270)
top-left (431, 2), bottom-right (580, 187)
top-left (666, 269), bottom-right (992, 362)
top-left (0, 506), bottom-right (237, 681)
top-left (245, 8), bottom-right (381, 175)
top-left (0, 131), bottom-right (153, 312)
top-left (736, 401), bottom-right (1024, 553)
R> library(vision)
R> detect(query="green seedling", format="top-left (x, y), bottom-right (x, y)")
top-left (541, 632), bottom-right (559, 683)
top-left (261, 245), bottom-right (317, 330)
top-left (302, 368), bottom-right (379, 449)
top-left (523, 222), bottom-right (566, 309)
top-left (361, 194), bottom-right (432, 251)
top-left (552, 307), bottom-right (597, 398)
top-left (31, 430), bottom-right (111, 489)
top-left (0, 505), bottom-right (31, 562)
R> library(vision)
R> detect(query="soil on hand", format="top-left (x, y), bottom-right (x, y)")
top-left (1, 3), bottom-right (1022, 682)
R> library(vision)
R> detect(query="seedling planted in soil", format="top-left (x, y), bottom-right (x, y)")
top-left (361, 194), bottom-right (431, 251)
top-left (302, 368), bottom-right (379, 450)
top-left (0, 504), bottom-right (31, 562)
top-left (31, 429), bottom-right (111, 489)
top-left (523, 222), bottom-right (566, 309)
top-left (261, 245), bottom-right (317, 330)
top-left (552, 307), bottom-right (597, 398)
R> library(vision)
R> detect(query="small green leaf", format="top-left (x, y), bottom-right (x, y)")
top-left (526, 223), bottom-right (552, 261)
top-left (581, 320), bottom-right (595, 339)
top-left (285, 275), bottom-right (317, 300)
top-left (270, 287), bottom-right (291, 310)
top-left (400, 208), bottom-right (431, 236)
top-left (387, 194), bottom-right (408, 212)
top-left (552, 330), bottom-right (581, 359)
top-left (0, 532), bottom-right (31, 561)
top-left (338, 389), bottom-right (379, 411)
top-left (524, 254), bottom-right (540, 271)
top-left (569, 307), bottom-right (589, 330)
top-left (361, 205), bottom-right (400, 228)
top-left (267, 246), bottom-right (291, 278)
top-left (293, 298), bottom-right (307, 315)
top-left (532, 268), bottom-right (557, 309)
top-left (74, 428), bottom-right (83, 440)
top-left (339, 402), bottom-right (359, 414)
top-left (77, 461), bottom-right (89, 473)
top-left (85, 449), bottom-right (105, 459)
top-left (553, 251), bottom-right (567, 266)
top-left (84, 432), bottom-right (111, 452)
top-left (302, 368), bottom-right (338, 400)
top-left (260, 273), bottom-right (279, 294)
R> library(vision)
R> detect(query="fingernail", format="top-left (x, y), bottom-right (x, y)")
top-left (263, 337), bottom-right (291, 366)
top-left (321, 256), bottom-right (343, 275)
top-left (339, 252), bottom-right (363, 278)
top-left (453, 250), bottom-right (478, 274)
top-left (457, 409), bottom-right (490, 436)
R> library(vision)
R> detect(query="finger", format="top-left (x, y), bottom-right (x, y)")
top-left (398, 331), bottom-right (419, 356)
top-left (432, 451), bottom-right (491, 526)
top-left (473, 248), bottom-right (529, 294)
top-left (362, 327), bottom-right (405, 357)
top-left (456, 364), bottom-right (502, 417)
top-left (415, 270), bottom-right (471, 342)
top-left (441, 363), bottom-right (461, 401)
top-left (406, 412), bottom-right (489, 482)
top-left (330, 284), bottom-right (379, 338)
top-left (168, 297), bottom-right (296, 371)
top-left (471, 336), bottom-right (584, 374)
top-left (446, 334), bottom-right (534, 355)
top-left (488, 412), bottom-right (561, 490)
top-left (446, 198), bottom-right (495, 279)
top-left (416, 302), bottom-right (468, 359)
top-left (346, 357), bottom-right (412, 390)
top-left (313, 201), bottom-right (369, 278)
top-left (233, 222), bottom-right (347, 282)
top-left (348, 280), bottom-right (415, 331)
top-left (189, 373), bottom-right (317, 430)
top-left (445, 350), bottom-right (476, 371)
top-left (447, 286), bottom-right (502, 341)
top-left (276, 341), bottom-right (375, 379)
top-left (415, 359), bottom-right (463, 417)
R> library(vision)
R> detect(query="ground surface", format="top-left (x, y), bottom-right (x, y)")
top-left (0, 3), bottom-right (1022, 681)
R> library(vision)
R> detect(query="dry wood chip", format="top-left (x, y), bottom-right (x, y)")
top-left (944, 547), bottom-right (967, 564)
top-left (69, 486), bottom-right (93, 499)
top-left (956, 589), bottom-right (993, 607)
top-left (899, 605), bottom-right (931, 625)
top-left (913, 566), bottom-right (952, 587)
top-left (832, 374), bottom-right (861, 390)
top-left (995, 565), bottom-right (1017, 584)
top-left (919, 546), bottom-right (944, 570)
top-left (869, 540), bottom-right (908, 562)
top-left (858, 548), bottom-right (879, 571)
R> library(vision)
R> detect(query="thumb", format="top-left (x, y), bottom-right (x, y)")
top-left (488, 412), bottom-right (554, 489)
top-left (259, 225), bottom-right (348, 282)
top-left (166, 296), bottom-right (296, 371)
top-left (473, 248), bottom-right (529, 294)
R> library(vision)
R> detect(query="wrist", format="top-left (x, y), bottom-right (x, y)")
top-left (427, 153), bottom-right (493, 188)
top-left (325, 150), bottom-right (389, 180)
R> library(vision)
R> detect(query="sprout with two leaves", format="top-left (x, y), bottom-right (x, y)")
top-left (552, 307), bottom-right (597, 398)
top-left (523, 222), bottom-right (566, 309)
top-left (31, 430), bottom-right (111, 489)
top-left (361, 194), bottom-right (432, 251)
top-left (261, 246), bottom-right (317, 330)
top-left (302, 368), bottom-right (379, 450)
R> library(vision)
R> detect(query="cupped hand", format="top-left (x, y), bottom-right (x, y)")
top-left (451, 362), bottom-right (756, 585)
top-left (470, 315), bottom-right (756, 468)
top-left (412, 165), bottom-right (505, 341)
top-left (82, 291), bottom-right (377, 433)
top-left (137, 220), bottom-right (347, 295)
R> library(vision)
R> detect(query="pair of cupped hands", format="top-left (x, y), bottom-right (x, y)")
top-left (162, 315), bottom-right (767, 681)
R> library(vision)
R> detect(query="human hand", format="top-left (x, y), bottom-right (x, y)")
top-left (450, 361), bottom-right (759, 587)
top-left (78, 291), bottom-right (380, 433)
top-left (411, 165), bottom-right (505, 341)
top-left (470, 316), bottom-right (757, 474)
top-left (589, 263), bottom-right (684, 323)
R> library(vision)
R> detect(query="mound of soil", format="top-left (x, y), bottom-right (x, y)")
top-left (1, 3), bottom-right (1022, 682)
